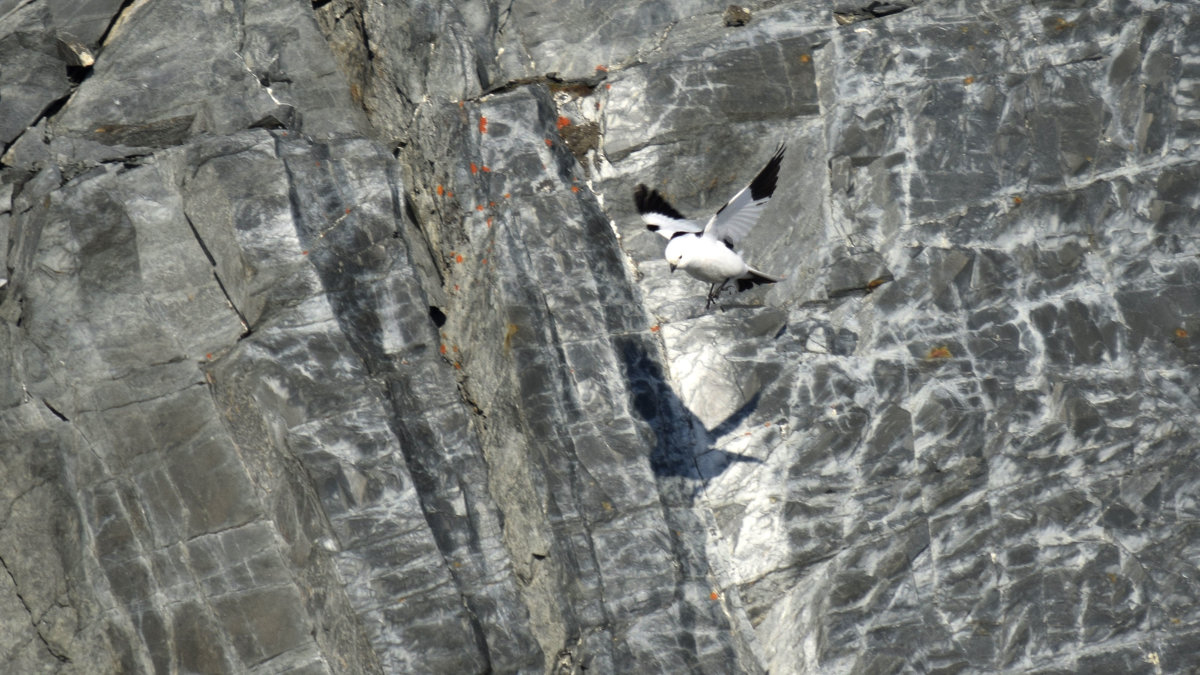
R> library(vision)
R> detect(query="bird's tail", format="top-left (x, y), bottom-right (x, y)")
top-left (736, 268), bottom-right (781, 292)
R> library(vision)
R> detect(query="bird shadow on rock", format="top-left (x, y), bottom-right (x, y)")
top-left (616, 335), bottom-right (764, 502)
top-left (618, 335), bottom-right (764, 667)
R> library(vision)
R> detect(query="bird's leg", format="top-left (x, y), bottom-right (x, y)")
top-left (706, 279), bottom-right (729, 310)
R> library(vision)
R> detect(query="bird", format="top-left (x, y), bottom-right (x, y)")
top-left (634, 144), bottom-right (785, 309)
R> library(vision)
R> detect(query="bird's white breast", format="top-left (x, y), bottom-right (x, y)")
top-left (667, 235), bottom-right (749, 283)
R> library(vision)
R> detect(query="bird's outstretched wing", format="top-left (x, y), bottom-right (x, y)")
top-left (634, 184), bottom-right (704, 239)
top-left (703, 144), bottom-right (785, 247)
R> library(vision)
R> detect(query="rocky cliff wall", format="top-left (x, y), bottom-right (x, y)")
top-left (2, 0), bottom-right (1198, 673)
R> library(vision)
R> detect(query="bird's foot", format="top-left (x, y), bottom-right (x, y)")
top-left (706, 281), bottom-right (729, 311)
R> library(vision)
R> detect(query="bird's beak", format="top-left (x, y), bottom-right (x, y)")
top-left (669, 262), bottom-right (677, 273)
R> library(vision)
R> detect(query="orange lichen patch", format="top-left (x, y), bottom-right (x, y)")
top-left (454, 362), bottom-right (462, 370)
top-left (437, 184), bottom-right (445, 196)
top-left (206, 353), bottom-right (213, 360)
top-left (479, 116), bottom-right (488, 133)
top-left (866, 277), bottom-right (887, 291)
top-left (544, 138), bottom-right (553, 146)
top-left (452, 345), bottom-right (459, 353)
top-left (440, 344), bottom-right (447, 354)
top-left (571, 185), bottom-right (580, 193)
top-left (458, 100), bottom-right (464, 108)
top-left (489, 201), bottom-right (496, 207)
top-left (301, 250), bottom-right (309, 256)
top-left (764, 422), bottom-right (772, 427)
top-left (650, 324), bottom-right (660, 333)
top-left (470, 162), bottom-right (479, 174)
top-left (1012, 195), bottom-right (1022, 205)
top-left (710, 591), bottom-right (720, 601)
top-left (928, 346), bottom-right (952, 359)
top-left (595, 64), bottom-right (608, 72)
top-left (963, 75), bottom-right (975, 85)
top-left (481, 258), bottom-right (488, 265)
top-left (557, 116), bottom-right (571, 129)
top-left (1176, 328), bottom-right (1189, 339)
top-left (481, 165), bottom-right (491, 172)
top-left (486, 217), bottom-right (493, 227)
top-left (504, 193), bottom-right (511, 199)
top-left (476, 204), bottom-right (485, 211)
top-left (455, 253), bottom-right (464, 263)
top-left (800, 53), bottom-right (811, 63)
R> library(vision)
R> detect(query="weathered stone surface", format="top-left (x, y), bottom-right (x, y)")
top-left (0, 4), bottom-right (74, 147)
top-left (3, 0), bottom-right (1200, 673)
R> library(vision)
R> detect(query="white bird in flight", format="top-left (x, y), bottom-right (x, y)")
top-left (635, 145), bottom-right (785, 309)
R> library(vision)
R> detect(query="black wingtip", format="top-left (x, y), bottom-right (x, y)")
top-left (736, 270), bottom-right (779, 292)
top-left (748, 143), bottom-right (786, 202)
top-left (633, 184), bottom-right (688, 221)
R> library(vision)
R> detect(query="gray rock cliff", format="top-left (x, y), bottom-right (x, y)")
top-left (2, 0), bottom-right (1198, 672)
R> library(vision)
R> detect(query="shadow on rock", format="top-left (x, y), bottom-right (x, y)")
top-left (616, 335), bottom-right (764, 495)
top-left (617, 334), bottom-right (763, 670)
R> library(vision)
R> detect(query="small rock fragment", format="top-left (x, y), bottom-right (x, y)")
top-left (56, 35), bottom-right (95, 68)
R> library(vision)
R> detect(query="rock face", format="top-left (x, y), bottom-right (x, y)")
top-left (2, 0), bottom-right (1199, 673)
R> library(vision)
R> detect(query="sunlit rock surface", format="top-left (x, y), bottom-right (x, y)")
top-left (2, 0), bottom-right (1199, 673)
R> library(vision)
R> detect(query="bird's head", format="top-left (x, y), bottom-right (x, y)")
top-left (664, 236), bottom-right (688, 273)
